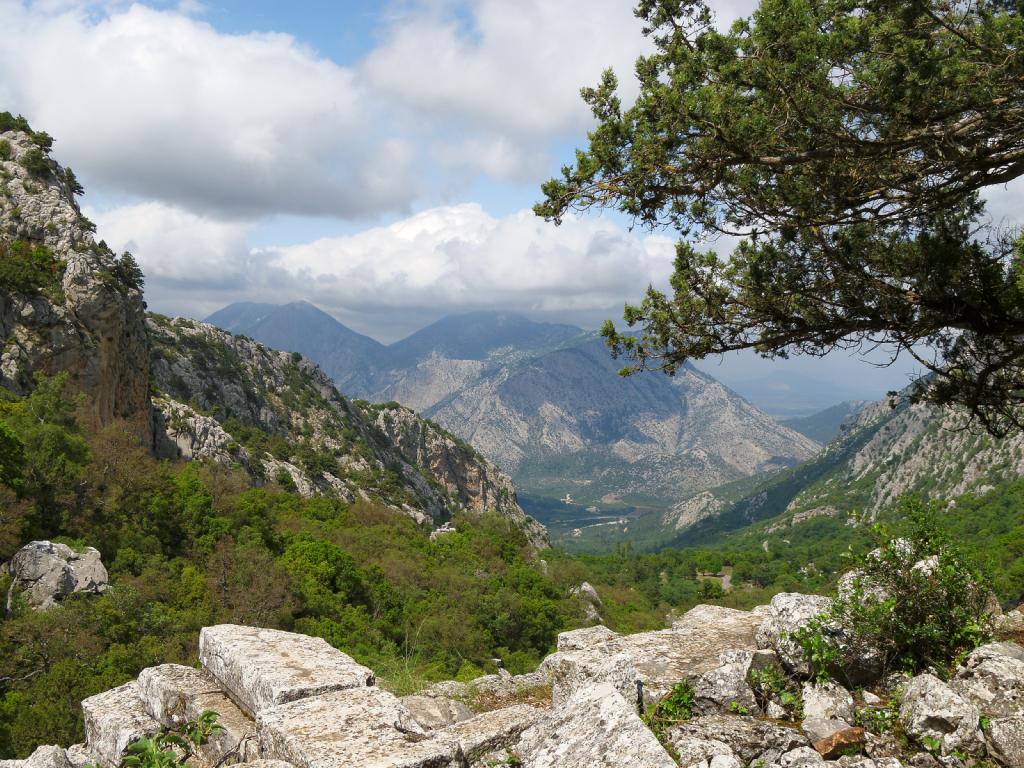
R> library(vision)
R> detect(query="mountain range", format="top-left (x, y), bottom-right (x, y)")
top-left (206, 302), bottom-right (821, 516)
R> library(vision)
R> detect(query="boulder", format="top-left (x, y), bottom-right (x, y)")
top-left (398, 695), bottom-right (473, 730)
top-left (515, 682), bottom-right (676, 768)
top-left (802, 681), bottom-right (856, 722)
top-left (64, 745), bottom-right (91, 768)
top-left (775, 746), bottom-right (825, 766)
top-left (257, 687), bottom-right (462, 768)
top-left (756, 593), bottom-right (833, 677)
top-left (899, 674), bottom-right (981, 756)
top-left (81, 681), bottom-right (160, 768)
top-left (666, 715), bottom-right (808, 765)
top-left (986, 715), bottom-right (1024, 767)
top-left (812, 726), bottom-right (866, 759)
top-left (570, 582), bottom-right (604, 622)
top-left (22, 747), bottom-right (70, 768)
top-left (951, 641), bottom-right (1024, 717)
top-left (440, 704), bottom-right (539, 764)
top-left (4, 541), bottom-right (107, 610)
top-left (665, 734), bottom-right (735, 768)
top-left (692, 650), bottom-right (771, 715)
top-left (198, 625), bottom-right (374, 716)
top-left (546, 650), bottom-right (639, 708)
top-left (802, 718), bottom-right (853, 744)
top-left (544, 604), bottom-right (762, 708)
top-left (136, 664), bottom-right (257, 764)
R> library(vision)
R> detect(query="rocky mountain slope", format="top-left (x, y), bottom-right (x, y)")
top-left (0, 115), bottom-right (544, 545)
top-left (0, 117), bottom-right (150, 439)
top-left (663, 389), bottom-right (1024, 545)
top-left (207, 302), bottom-right (820, 509)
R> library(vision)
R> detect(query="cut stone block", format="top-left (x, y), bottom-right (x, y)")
top-left (199, 625), bottom-right (375, 716)
top-left (515, 682), bottom-right (676, 768)
top-left (257, 687), bottom-right (462, 768)
top-left (442, 704), bottom-right (539, 763)
top-left (81, 682), bottom-right (160, 768)
top-left (137, 664), bottom-right (258, 764)
top-left (398, 695), bottom-right (473, 730)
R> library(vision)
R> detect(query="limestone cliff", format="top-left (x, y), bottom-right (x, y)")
top-left (0, 120), bottom-right (150, 438)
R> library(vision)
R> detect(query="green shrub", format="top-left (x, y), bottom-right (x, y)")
top-left (796, 496), bottom-right (993, 684)
top-left (0, 113), bottom-right (31, 134)
top-left (18, 148), bottom-right (49, 177)
top-left (0, 241), bottom-right (62, 295)
top-left (0, 141), bottom-right (10, 162)
top-left (643, 680), bottom-right (695, 748)
top-left (103, 711), bottom-right (222, 768)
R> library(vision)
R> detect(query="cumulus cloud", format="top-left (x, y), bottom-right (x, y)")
top-left (0, 2), bottom-right (416, 218)
top-left (90, 200), bottom-right (676, 336)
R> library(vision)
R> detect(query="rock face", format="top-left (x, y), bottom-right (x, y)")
top-left (148, 316), bottom-right (546, 545)
top-left (39, 602), bottom-right (1024, 768)
top-left (952, 642), bottom-right (1024, 717)
top-left (0, 125), bottom-right (150, 439)
top-left (756, 593), bottom-right (833, 676)
top-left (3, 540), bottom-right (108, 610)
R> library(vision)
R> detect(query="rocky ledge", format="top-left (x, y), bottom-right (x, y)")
top-left (10, 596), bottom-right (1024, 768)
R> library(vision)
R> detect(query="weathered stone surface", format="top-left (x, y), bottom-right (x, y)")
top-left (951, 641), bottom-right (1024, 717)
top-left (693, 653), bottom-right (760, 715)
top-left (398, 695), bottom-right (473, 731)
top-left (546, 650), bottom-right (639, 707)
top-left (137, 664), bottom-right (257, 765)
top-left (515, 682), bottom-right (676, 768)
top-left (802, 718), bottom-right (852, 744)
top-left (899, 674), bottom-right (981, 756)
top-left (667, 715), bottom-right (808, 765)
top-left (986, 715), bottom-right (1024, 767)
top-left (257, 687), bottom-right (461, 768)
top-left (775, 746), bottom-right (826, 766)
top-left (545, 604), bottom-right (762, 708)
top-left (4, 541), bottom-right (108, 610)
top-left (64, 744), bottom-right (91, 768)
top-left (441, 704), bottom-right (538, 763)
top-left (812, 726), bottom-right (866, 759)
top-left (666, 734), bottom-right (735, 768)
top-left (234, 762), bottom-right (295, 768)
top-left (803, 681), bottom-right (856, 722)
top-left (23, 747), bottom-right (70, 768)
top-left (756, 593), bottom-right (833, 677)
top-left (81, 682), bottom-right (160, 768)
top-left (199, 625), bottom-right (375, 716)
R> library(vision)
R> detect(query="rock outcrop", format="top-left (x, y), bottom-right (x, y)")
top-left (3, 540), bottom-right (108, 611)
top-left (0, 124), bottom-right (150, 440)
top-left (18, 594), bottom-right (1024, 767)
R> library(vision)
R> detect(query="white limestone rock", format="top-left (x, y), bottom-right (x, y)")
top-left (4, 541), bottom-right (108, 610)
top-left (398, 695), bottom-right (473, 731)
top-left (802, 717), bottom-right (852, 744)
top-left (81, 682), bottom-right (160, 768)
top-left (667, 715), bottom-right (808, 765)
top-left (441, 704), bottom-right (539, 764)
top-left (22, 747), bottom-right (70, 768)
top-left (776, 746), bottom-right (826, 766)
top-left (257, 687), bottom-right (461, 768)
top-left (899, 674), bottom-right (981, 756)
top-left (514, 682), bottom-right (676, 768)
top-left (546, 650), bottom-right (639, 708)
top-left (136, 664), bottom-right (258, 765)
top-left (666, 734), bottom-right (735, 768)
top-left (951, 641), bottom-right (1024, 717)
top-left (198, 625), bottom-right (374, 716)
top-left (802, 681), bottom-right (856, 722)
top-left (985, 715), bottom-right (1024, 767)
top-left (555, 625), bottom-right (618, 652)
top-left (756, 593), bottom-right (833, 677)
top-left (64, 745), bottom-right (91, 768)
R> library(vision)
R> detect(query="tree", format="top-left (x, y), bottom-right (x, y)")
top-left (536, 0), bottom-right (1024, 435)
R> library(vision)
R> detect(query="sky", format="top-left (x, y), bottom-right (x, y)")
top-left (1, 0), bottom-right (1019, 401)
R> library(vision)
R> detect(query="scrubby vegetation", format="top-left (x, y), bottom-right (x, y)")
top-left (0, 241), bottom-right (63, 296)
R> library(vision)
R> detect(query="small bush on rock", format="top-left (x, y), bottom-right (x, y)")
top-left (796, 496), bottom-right (993, 685)
top-left (18, 147), bottom-right (49, 177)
top-left (643, 680), bottom-right (695, 748)
top-left (0, 241), bottom-right (62, 296)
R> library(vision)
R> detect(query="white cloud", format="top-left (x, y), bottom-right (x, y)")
top-left (0, 2), bottom-right (415, 218)
top-left (90, 200), bottom-right (676, 333)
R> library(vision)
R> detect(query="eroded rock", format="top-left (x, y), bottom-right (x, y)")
top-left (667, 715), bottom-right (808, 765)
top-left (441, 704), bottom-right (539, 765)
top-left (399, 695), bottom-right (473, 730)
top-left (198, 625), bottom-right (375, 716)
top-left (951, 641), bottom-right (1024, 717)
top-left (81, 682), bottom-right (159, 768)
top-left (756, 593), bottom-right (833, 677)
top-left (4, 541), bottom-right (108, 610)
top-left (515, 682), bottom-right (676, 768)
top-left (986, 715), bottom-right (1024, 767)
top-left (899, 674), bottom-right (981, 756)
top-left (803, 681), bottom-right (856, 722)
top-left (257, 687), bottom-right (461, 768)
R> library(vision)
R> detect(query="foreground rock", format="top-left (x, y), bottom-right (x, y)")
top-left (899, 673), bottom-right (981, 756)
top-left (756, 593), bottom-right (832, 677)
top-left (952, 642), bottom-right (1024, 717)
top-left (198, 625), bottom-right (375, 716)
top-left (4, 541), bottom-right (108, 610)
top-left (516, 682), bottom-right (676, 768)
top-left (667, 715), bottom-right (808, 765)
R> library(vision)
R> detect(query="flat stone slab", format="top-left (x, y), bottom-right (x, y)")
top-left (399, 695), bottom-right (473, 730)
top-left (81, 682), bottom-right (160, 768)
top-left (199, 625), bottom-right (375, 716)
top-left (442, 704), bottom-right (539, 763)
top-left (515, 682), bottom-right (676, 768)
top-left (545, 606), bottom-right (763, 706)
top-left (137, 664), bottom-right (258, 764)
top-left (257, 687), bottom-right (462, 768)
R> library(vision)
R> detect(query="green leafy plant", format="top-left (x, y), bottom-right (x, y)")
top-left (795, 496), bottom-right (993, 684)
top-left (748, 664), bottom-right (802, 720)
top-left (643, 680), bottom-right (695, 748)
top-left (727, 701), bottom-right (749, 715)
top-left (18, 147), bottom-right (49, 177)
top-left (0, 140), bottom-right (11, 162)
top-left (0, 241), bottom-right (63, 296)
top-left (84, 712), bottom-right (221, 768)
